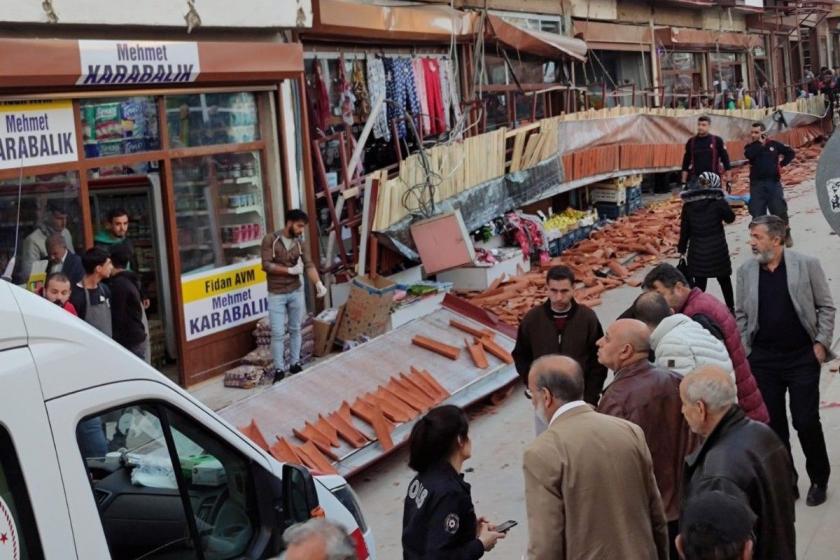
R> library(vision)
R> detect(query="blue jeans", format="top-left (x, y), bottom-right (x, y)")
top-left (268, 288), bottom-right (304, 371)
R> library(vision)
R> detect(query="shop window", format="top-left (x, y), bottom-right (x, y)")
top-left (0, 427), bottom-right (45, 559)
top-left (172, 151), bottom-right (266, 275)
top-left (77, 403), bottom-right (258, 559)
top-left (661, 51), bottom-right (703, 105)
top-left (0, 171), bottom-right (82, 289)
top-left (710, 52), bottom-right (745, 91)
top-left (80, 96), bottom-right (161, 158)
top-left (166, 92), bottom-right (260, 149)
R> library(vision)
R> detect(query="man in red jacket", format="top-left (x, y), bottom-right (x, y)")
top-left (643, 263), bottom-right (769, 423)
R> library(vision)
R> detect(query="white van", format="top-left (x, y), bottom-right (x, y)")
top-left (0, 280), bottom-right (375, 559)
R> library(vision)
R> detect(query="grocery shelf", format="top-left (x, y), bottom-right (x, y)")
top-left (222, 239), bottom-right (261, 249)
top-left (219, 205), bottom-right (262, 215)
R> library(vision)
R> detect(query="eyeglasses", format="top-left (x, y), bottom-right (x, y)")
top-left (524, 389), bottom-right (533, 400)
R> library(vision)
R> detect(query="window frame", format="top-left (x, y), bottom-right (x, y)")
top-left (75, 400), bottom-right (270, 560)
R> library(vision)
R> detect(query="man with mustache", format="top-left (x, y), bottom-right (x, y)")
top-left (735, 215), bottom-right (836, 507)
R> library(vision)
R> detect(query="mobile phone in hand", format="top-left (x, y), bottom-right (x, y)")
top-left (495, 520), bottom-right (518, 533)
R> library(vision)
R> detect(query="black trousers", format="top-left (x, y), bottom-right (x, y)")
top-left (693, 275), bottom-right (735, 311)
top-left (749, 179), bottom-right (789, 224)
top-left (668, 520), bottom-right (679, 560)
top-left (750, 347), bottom-right (830, 487)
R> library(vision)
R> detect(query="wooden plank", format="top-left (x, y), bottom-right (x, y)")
top-left (408, 367), bottom-right (449, 401)
top-left (466, 339), bottom-right (490, 369)
top-left (399, 371), bottom-right (441, 404)
top-left (449, 319), bottom-right (487, 339)
top-left (314, 415), bottom-right (339, 447)
top-left (412, 335), bottom-right (461, 360)
top-left (476, 337), bottom-right (514, 364)
top-left (238, 419), bottom-right (270, 452)
top-left (325, 411), bottom-right (369, 448)
top-left (270, 437), bottom-right (303, 464)
top-left (297, 441), bottom-right (338, 475)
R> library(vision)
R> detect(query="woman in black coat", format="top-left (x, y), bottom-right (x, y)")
top-left (678, 171), bottom-right (736, 311)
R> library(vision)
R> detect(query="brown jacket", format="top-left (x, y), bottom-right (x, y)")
top-left (597, 360), bottom-right (699, 522)
top-left (260, 231), bottom-right (315, 294)
top-left (523, 405), bottom-right (668, 560)
top-left (513, 300), bottom-right (608, 404)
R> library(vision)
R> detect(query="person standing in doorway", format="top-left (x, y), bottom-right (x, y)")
top-left (744, 122), bottom-right (796, 246)
top-left (681, 116), bottom-right (731, 190)
top-left (46, 232), bottom-right (84, 285)
top-left (677, 171), bottom-right (736, 311)
top-left (261, 209), bottom-right (327, 381)
top-left (70, 247), bottom-right (113, 336)
top-left (15, 200), bottom-right (75, 285)
top-left (107, 243), bottom-right (149, 362)
top-left (735, 215), bottom-right (835, 507)
top-left (94, 207), bottom-right (134, 258)
top-left (512, 265), bottom-right (607, 433)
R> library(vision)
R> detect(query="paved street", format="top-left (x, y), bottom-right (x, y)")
top-left (352, 174), bottom-right (840, 559)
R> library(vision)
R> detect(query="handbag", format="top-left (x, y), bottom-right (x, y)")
top-left (676, 257), bottom-right (694, 287)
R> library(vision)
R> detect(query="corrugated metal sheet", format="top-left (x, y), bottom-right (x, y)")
top-left (218, 304), bottom-right (517, 476)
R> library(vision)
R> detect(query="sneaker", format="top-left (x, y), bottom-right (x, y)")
top-left (806, 483), bottom-right (827, 507)
top-left (785, 229), bottom-right (794, 248)
top-left (271, 369), bottom-right (285, 384)
top-left (288, 363), bottom-right (303, 375)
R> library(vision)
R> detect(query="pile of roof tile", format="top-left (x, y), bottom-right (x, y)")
top-left (464, 143), bottom-right (823, 326)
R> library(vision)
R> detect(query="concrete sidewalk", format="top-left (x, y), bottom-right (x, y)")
top-left (352, 176), bottom-right (840, 559)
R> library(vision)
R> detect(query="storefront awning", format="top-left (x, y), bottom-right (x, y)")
top-left (311, 0), bottom-right (478, 42)
top-left (573, 20), bottom-right (652, 52)
top-left (487, 14), bottom-right (587, 62)
top-left (655, 27), bottom-right (764, 50)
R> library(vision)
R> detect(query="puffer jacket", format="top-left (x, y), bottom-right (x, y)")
top-left (680, 288), bottom-right (770, 423)
top-left (678, 189), bottom-right (736, 278)
top-left (650, 314), bottom-right (734, 379)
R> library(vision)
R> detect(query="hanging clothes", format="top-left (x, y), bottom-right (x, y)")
top-left (440, 58), bottom-right (462, 131)
top-left (337, 54), bottom-right (356, 128)
top-left (352, 58), bottom-right (371, 118)
top-left (412, 58), bottom-right (431, 135)
top-left (422, 58), bottom-right (446, 136)
top-left (384, 57), bottom-right (421, 139)
top-left (309, 57), bottom-right (331, 134)
top-left (366, 55), bottom-right (390, 142)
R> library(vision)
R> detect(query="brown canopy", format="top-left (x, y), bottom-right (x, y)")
top-left (486, 14), bottom-right (588, 62)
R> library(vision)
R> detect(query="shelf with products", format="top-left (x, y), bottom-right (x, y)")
top-left (222, 239), bottom-right (262, 250)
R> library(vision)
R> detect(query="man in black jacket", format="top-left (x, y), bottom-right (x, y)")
top-left (681, 116), bottom-right (731, 189)
top-left (107, 243), bottom-right (149, 361)
top-left (512, 266), bottom-right (607, 431)
top-left (744, 122), bottom-right (796, 246)
top-left (680, 366), bottom-right (795, 560)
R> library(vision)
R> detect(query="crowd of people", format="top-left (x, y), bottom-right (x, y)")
top-left (398, 116), bottom-right (835, 559)
top-left (35, 208), bottom-right (152, 362)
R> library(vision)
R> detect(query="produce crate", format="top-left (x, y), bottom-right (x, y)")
top-left (589, 185), bottom-right (627, 205)
top-left (627, 198), bottom-right (643, 214)
top-left (595, 202), bottom-right (626, 221)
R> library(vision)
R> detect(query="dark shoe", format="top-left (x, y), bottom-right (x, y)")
top-left (288, 363), bottom-right (303, 375)
top-left (806, 484), bottom-right (827, 506)
top-left (271, 369), bottom-right (286, 384)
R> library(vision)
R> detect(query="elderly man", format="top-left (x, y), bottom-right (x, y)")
top-left (15, 200), bottom-right (75, 285)
top-left (596, 319), bottom-right (696, 557)
top-left (680, 366), bottom-right (795, 560)
top-left (46, 232), bottom-right (84, 285)
top-left (677, 491), bottom-right (757, 560)
top-left (736, 214), bottom-right (836, 506)
top-left (524, 354), bottom-right (668, 560)
top-left (279, 519), bottom-right (356, 560)
top-left (634, 291), bottom-right (734, 378)
top-left (643, 263), bottom-right (768, 423)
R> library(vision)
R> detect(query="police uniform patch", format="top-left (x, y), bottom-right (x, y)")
top-left (444, 513), bottom-right (460, 534)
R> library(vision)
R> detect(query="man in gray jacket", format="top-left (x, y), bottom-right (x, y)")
top-left (735, 215), bottom-right (836, 506)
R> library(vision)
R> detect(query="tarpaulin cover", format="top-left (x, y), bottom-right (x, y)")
top-left (655, 27), bottom-right (764, 50)
top-left (487, 14), bottom-right (588, 62)
top-left (554, 110), bottom-right (825, 154)
top-left (315, 0), bottom-right (478, 40)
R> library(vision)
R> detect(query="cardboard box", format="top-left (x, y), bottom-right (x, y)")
top-left (335, 275), bottom-right (396, 342)
top-left (313, 318), bottom-right (333, 357)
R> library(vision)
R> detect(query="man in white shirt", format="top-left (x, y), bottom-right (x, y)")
top-left (522, 355), bottom-right (668, 560)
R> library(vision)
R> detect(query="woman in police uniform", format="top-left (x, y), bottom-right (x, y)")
top-left (401, 405), bottom-right (504, 559)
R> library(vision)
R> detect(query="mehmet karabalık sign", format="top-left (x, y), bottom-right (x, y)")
top-left (0, 100), bottom-right (78, 171)
top-left (77, 40), bottom-right (201, 86)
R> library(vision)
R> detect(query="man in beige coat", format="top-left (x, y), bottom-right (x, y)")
top-left (523, 355), bottom-right (669, 560)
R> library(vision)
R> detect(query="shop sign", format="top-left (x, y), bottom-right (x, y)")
top-left (182, 259), bottom-right (268, 341)
top-left (0, 100), bottom-right (77, 171)
top-left (77, 40), bottom-right (200, 86)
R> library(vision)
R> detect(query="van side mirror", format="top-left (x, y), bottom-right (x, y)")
top-left (282, 463), bottom-right (319, 524)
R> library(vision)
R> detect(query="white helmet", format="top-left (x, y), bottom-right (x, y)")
top-left (698, 171), bottom-right (722, 190)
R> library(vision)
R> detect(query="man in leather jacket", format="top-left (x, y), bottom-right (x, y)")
top-left (680, 366), bottom-right (796, 560)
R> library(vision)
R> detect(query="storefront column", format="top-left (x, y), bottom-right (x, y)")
top-left (72, 99), bottom-right (94, 248)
